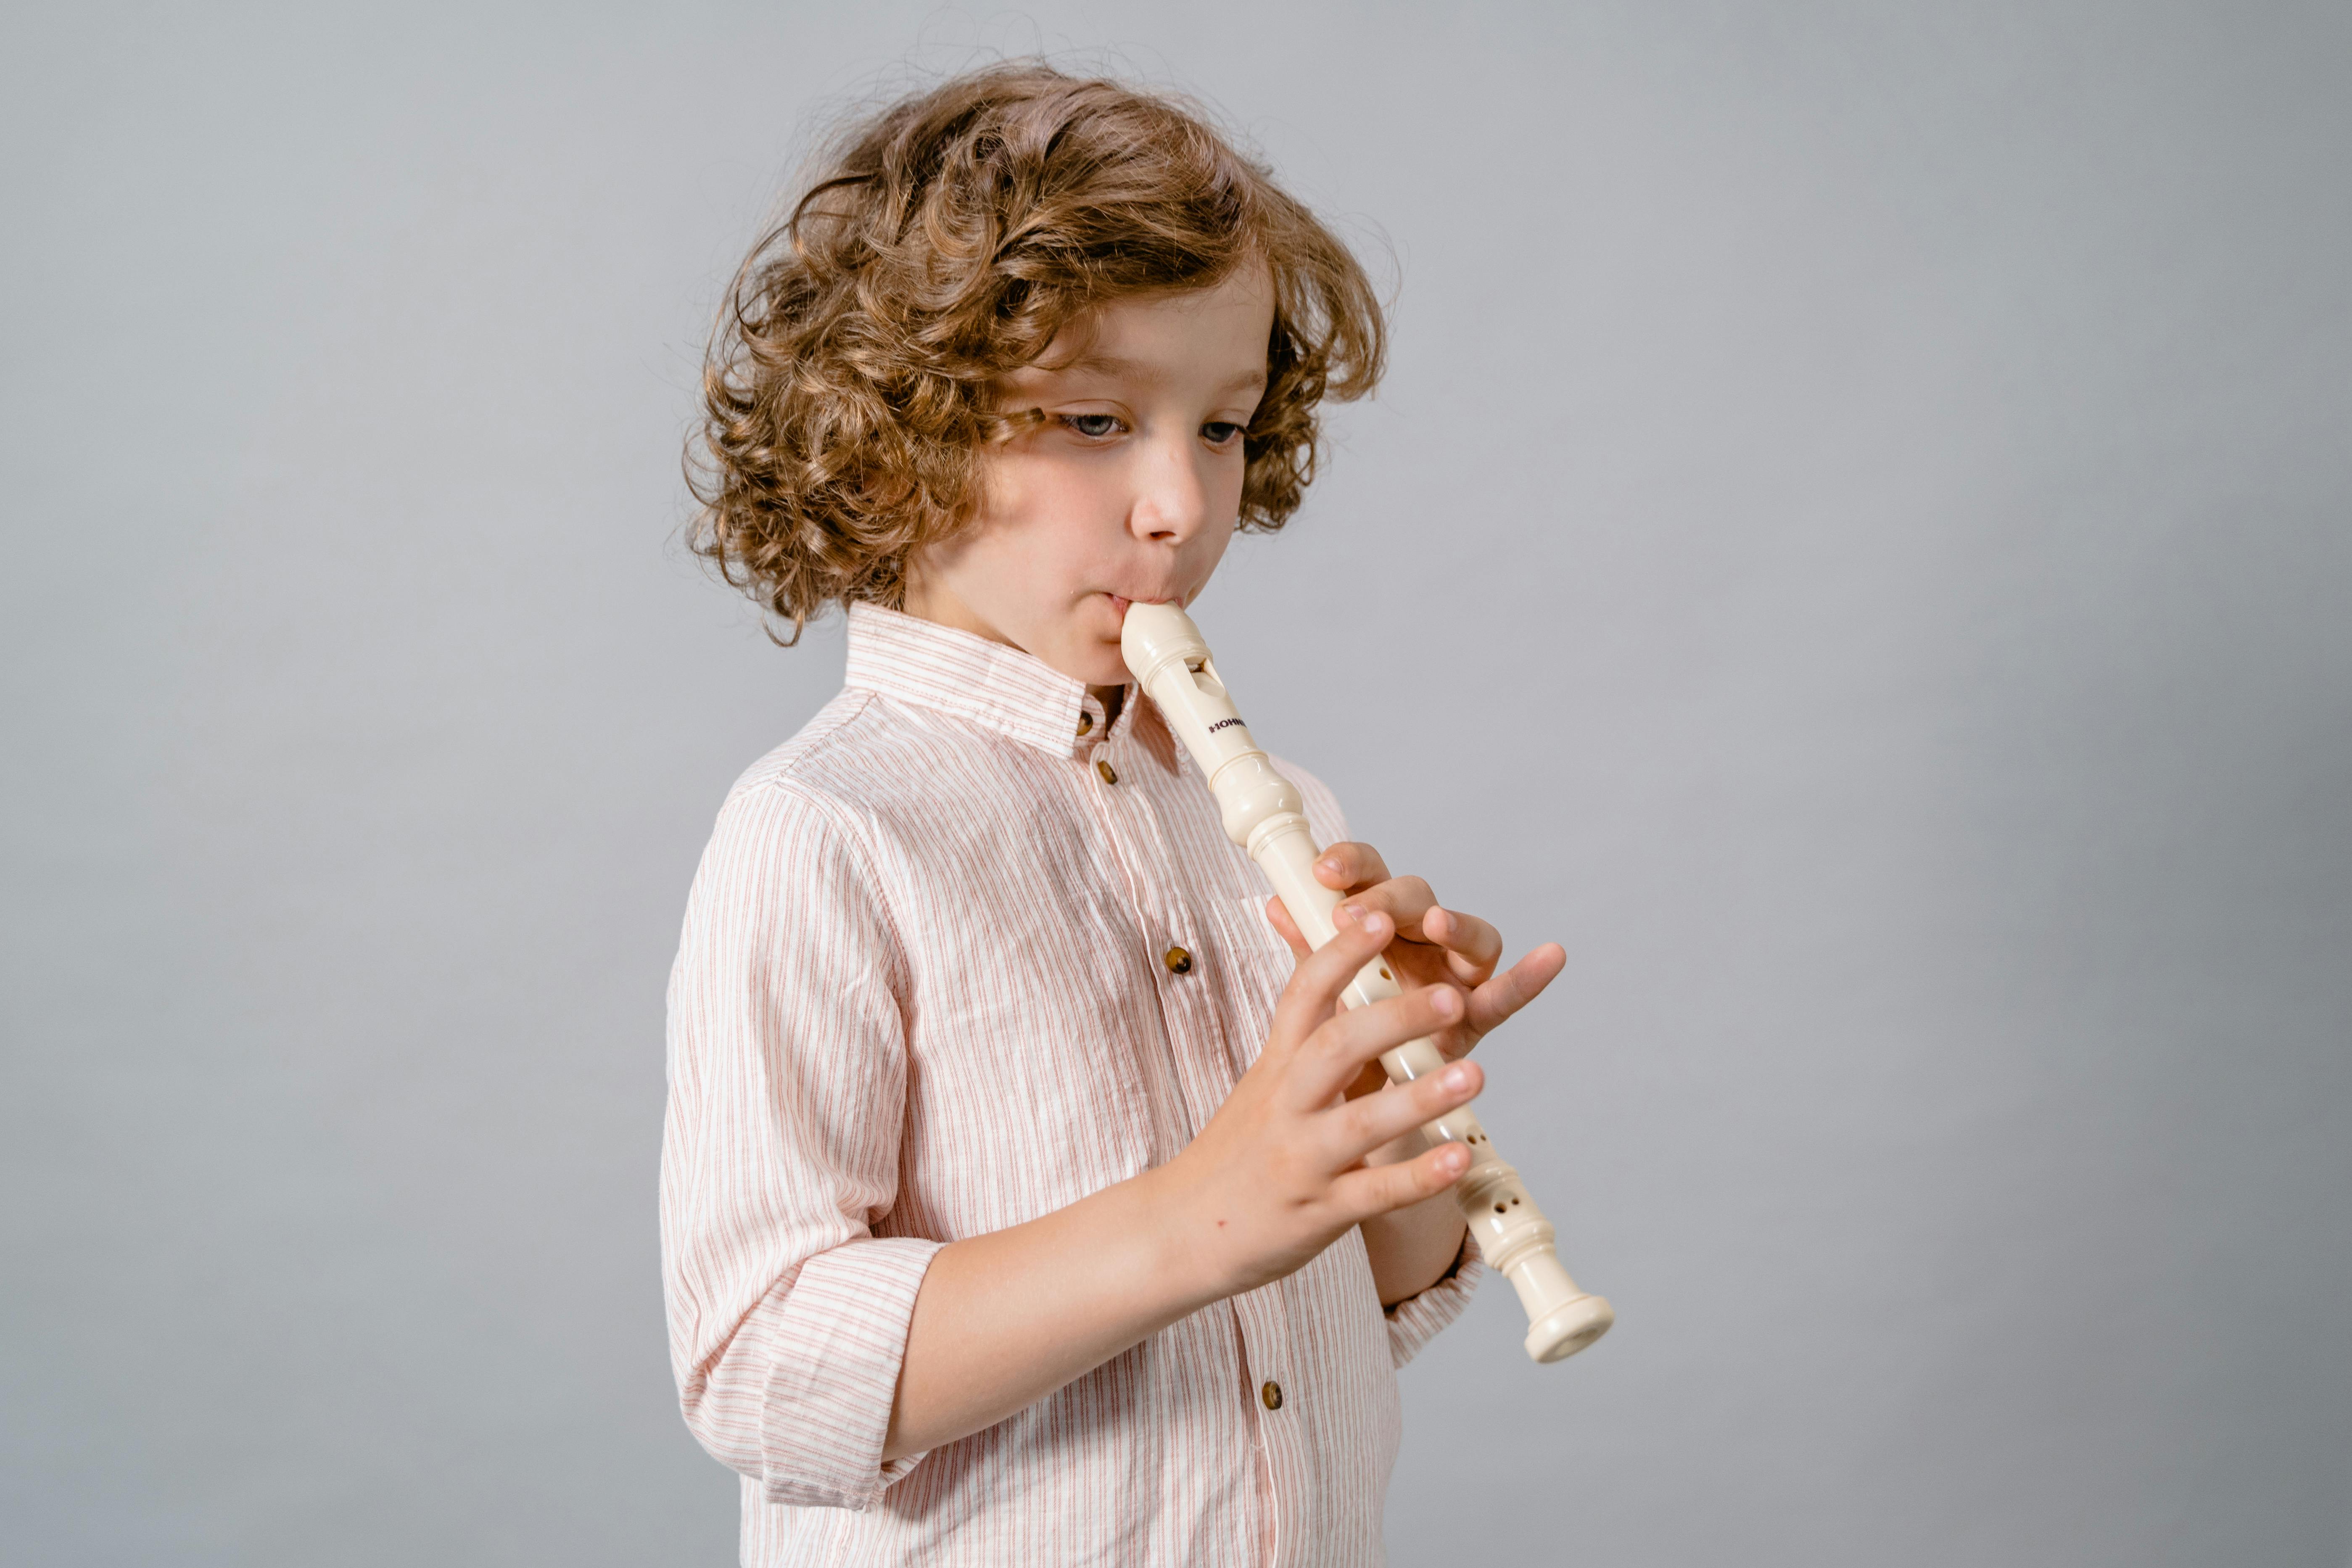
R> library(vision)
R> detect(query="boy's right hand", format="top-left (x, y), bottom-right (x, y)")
top-left (884, 911), bottom-right (1473, 1463)
top-left (1145, 909), bottom-right (1480, 1299)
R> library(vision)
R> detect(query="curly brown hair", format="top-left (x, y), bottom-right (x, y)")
top-left (686, 62), bottom-right (1387, 641)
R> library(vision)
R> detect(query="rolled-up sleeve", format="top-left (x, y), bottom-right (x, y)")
top-left (1384, 1233), bottom-right (1486, 1369)
top-left (661, 775), bottom-right (942, 1510)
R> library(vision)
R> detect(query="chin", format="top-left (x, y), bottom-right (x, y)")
top-left (1055, 606), bottom-right (1140, 686)
top-left (1074, 642), bottom-right (1134, 688)
top-left (1035, 628), bottom-right (1130, 688)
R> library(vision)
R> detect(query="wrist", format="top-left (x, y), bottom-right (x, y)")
top-left (1126, 1157), bottom-right (1246, 1311)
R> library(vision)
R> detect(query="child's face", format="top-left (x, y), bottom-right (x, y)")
top-left (904, 264), bottom-right (1276, 688)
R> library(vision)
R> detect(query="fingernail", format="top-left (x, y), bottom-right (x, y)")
top-left (1442, 1144), bottom-right (1470, 1172)
top-left (1336, 903), bottom-right (1361, 925)
top-left (1359, 912), bottom-right (1388, 938)
top-left (1442, 1064), bottom-right (1473, 1090)
top-left (1431, 988), bottom-right (1460, 1018)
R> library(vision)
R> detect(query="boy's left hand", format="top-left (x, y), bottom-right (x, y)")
top-left (1262, 842), bottom-right (1567, 1099)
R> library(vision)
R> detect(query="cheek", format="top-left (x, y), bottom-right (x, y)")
top-left (1191, 513), bottom-right (1237, 582)
top-left (1221, 457), bottom-right (1250, 516)
top-left (983, 449), bottom-right (1118, 542)
top-left (1206, 450), bottom-right (1248, 530)
top-left (950, 467), bottom-right (1114, 639)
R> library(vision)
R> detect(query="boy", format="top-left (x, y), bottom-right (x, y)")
top-left (667, 64), bottom-right (1568, 1566)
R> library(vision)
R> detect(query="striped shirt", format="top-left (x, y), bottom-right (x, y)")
top-left (662, 601), bottom-right (1481, 1567)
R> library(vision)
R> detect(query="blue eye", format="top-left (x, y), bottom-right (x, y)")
top-left (1062, 414), bottom-right (1123, 438)
top-left (1202, 422), bottom-right (1244, 445)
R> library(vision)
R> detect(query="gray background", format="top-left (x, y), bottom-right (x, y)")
top-left (4, 2), bottom-right (2347, 1563)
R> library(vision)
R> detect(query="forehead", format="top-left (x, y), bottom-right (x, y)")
top-left (1013, 264), bottom-right (1275, 394)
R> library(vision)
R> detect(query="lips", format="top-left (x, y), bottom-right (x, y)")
top-left (1106, 592), bottom-right (1178, 616)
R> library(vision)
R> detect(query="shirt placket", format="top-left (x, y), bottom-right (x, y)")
top-left (1093, 708), bottom-right (1309, 1568)
top-left (1077, 700), bottom-right (1228, 1137)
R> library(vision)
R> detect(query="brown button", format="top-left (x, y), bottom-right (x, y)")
top-left (1163, 945), bottom-right (1193, 975)
top-left (1076, 712), bottom-right (1093, 736)
top-left (1260, 1380), bottom-right (1283, 1410)
top-left (1096, 760), bottom-right (1118, 785)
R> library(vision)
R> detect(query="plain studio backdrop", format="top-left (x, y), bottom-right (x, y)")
top-left (4, 3), bottom-right (2348, 1563)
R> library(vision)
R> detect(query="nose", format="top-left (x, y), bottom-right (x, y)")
top-left (1128, 429), bottom-right (1213, 545)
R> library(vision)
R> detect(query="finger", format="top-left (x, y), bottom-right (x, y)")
top-left (1313, 842), bottom-right (1391, 894)
top-left (1463, 942), bottom-right (1566, 1041)
top-left (1267, 909), bottom-right (1393, 1051)
top-left (1336, 876), bottom-right (1438, 944)
top-left (1319, 1059), bottom-right (1482, 1167)
top-left (1341, 1058), bottom-right (1391, 1101)
top-left (1285, 982), bottom-right (1461, 1108)
top-left (1263, 896), bottom-right (1311, 960)
top-left (1422, 904), bottom-right (1503, 978)
top-left (1330, 1137), bottom-right (1474, 1222)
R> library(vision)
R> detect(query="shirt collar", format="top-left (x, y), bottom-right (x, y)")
top-left (843, 600), bottom-right (1117, 759)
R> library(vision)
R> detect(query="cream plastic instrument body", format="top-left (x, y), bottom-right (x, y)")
top-left (1122, 603), bottom-right (1613, 1364)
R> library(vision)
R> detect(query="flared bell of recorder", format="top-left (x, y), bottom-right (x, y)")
top-left (1525, 1293), bottom-right (1616, 1364)
top-left (1507, 1251), bottom-right (1615, 1363)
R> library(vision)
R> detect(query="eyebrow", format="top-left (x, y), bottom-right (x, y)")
top-left (1034, 352), bottom-right (1268, 395)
